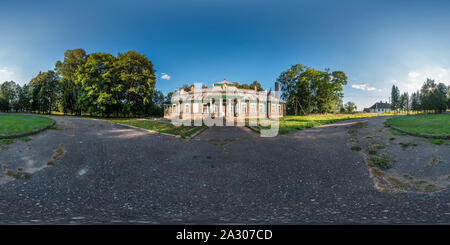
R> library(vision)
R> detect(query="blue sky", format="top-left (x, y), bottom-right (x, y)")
top-left (1, 0), bottom-right (450, 109)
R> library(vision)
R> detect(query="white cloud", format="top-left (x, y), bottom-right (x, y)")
top-left (408, 71), bottom-right (421, 80)
top-left (161, 73), bottom-right (171, 80)
top-left (351, 83), bottom-right (377, 91)
top-left (399, 67), bottom-right (450, 93)
top-left (0, 67), bottom-right (16, 82)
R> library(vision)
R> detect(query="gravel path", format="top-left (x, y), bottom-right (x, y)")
top-left (0, 115), bottom-right (448, 224)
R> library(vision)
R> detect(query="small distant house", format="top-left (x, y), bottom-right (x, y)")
top-left (366, 101), bottom-right (391, 113)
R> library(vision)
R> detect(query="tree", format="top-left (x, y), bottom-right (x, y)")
top-left (410, 91), bottom-right (421, 112)
top-left (277, 64), bottom-right (307, 115)
top-left (21, 49), bottom-right (159, 117)
top-left (76, 52), bottom-right (117, 117)
top-left (180, 84), bottom-right (192, 92)
top-left (114, 51), bottom-right (156, 117)
top-left (249, 80), bottom-right (263, 91)
top-left (344, 101), bottom-right (357, 113)
top-left (330, 71), bottom-right (348, 108)
top-left (390, 85), bottom-right (400, 114)
top-left (55, 49), bottom-right (87, 115)
top-left (237, 81), bottom-right (263, 91)
top-left (420, 79), bottom-right (441, 113)
top-left (436, 82), bottom-right (448, 113)
top-left (335, 98), bottom-right (344, 113)
top-left (277, 64), bottom-right (347, 115)
top-left (0, 92), bottom-right (9, 111)
top-left (15, 84), bottom-right (31, 112)
top-left (29, 71), bottom-right (60, 114)
top-left (149, 90), bottom-right (165, 116)
top-left (0, 81), bottom-right (20, 112)
top-left (400, 92), bottom-right (409, 113)
top-left (310, 69), bottom-right (347, 113)
top-left (448, 85), bottom-right (450, 109)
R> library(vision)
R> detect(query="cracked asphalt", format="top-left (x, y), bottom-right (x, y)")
top-left (0, 115), bottom-right (449, 224)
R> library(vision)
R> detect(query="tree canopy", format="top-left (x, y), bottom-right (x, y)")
top-left (277, 64), bottom-right (347, 115)
top-left (0, 49), bottom-right (162, 117)
top-left (237, 80), bottom-right (263, 91)
top-left (390, 79), bottom-right (449, 114)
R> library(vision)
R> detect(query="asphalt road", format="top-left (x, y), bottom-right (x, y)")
top-left (0, 115), bottom-right (448, 224)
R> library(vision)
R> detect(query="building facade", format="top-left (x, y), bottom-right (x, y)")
top-left (164, 80), bottom-right (286, 120)
top-left (364, 101), bottom-right (391, 113)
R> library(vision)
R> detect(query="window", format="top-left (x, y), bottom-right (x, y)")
top-left (215, 104), bottom-right (219, 113)
top-left (172, 104), bottom-right (177, 113)
top-left (250, 104), bottom-right (256, 113)
top-left (193, 103), bottom-right (198, 113)
top-left (241, 104), bottom-right (247, 114)
top-left (259, 104), bottom-right (264, 113)
top-left (185, 104), bottom-right (190, 113)
top-left (202, 104), bottom-right (208, 113)
top-left (278, 105), bottom-right (281, 113)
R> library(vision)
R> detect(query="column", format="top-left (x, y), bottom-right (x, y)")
top-left (228, 99), bottom-right (232, 117)
top-left (237, 99), bottom-right (241, 117)
top-left (210, 98), bottom-right (213, 116)
top-left (219, 98), bottom-right (223, 117)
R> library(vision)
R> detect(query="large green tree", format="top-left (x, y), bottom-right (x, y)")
top-left (20, 49), bottom-right (160, 117)
top-left (410, 91), bottom-right (421, 111)
top-left (448, 85), bottom-right (450, 109)
top-left (418, 79), bottom-right (449, 113)
top-left (277, 64), bottom-right (347, 115)
top-left (114, 51), bottom-right (156, 117)
top-left (390, 85), bottom-right (400, 113)
top-left (0, 92), bottom-right (9, 111)
top-left (436, 82), bottom-right (448, 113)
top-left (29, 71), bottom-right (60, 114)
top-left (76, 52), bottom-right (117, 117)
top-left (14, 84), bottom-right (31, 112)
top-left (55, 49), bottom-right (87, 115)
top-left (0, 81), bottom-right (20, 111)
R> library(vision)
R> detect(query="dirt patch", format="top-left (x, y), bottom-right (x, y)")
top-left (5, 169), bottom-right (32, 179)
top-left (347, 117), bottom-right (449, 194)
top-left (51, 148), bottom-right (67, 161)
top-left (45, 161), bottom-right (55, 167)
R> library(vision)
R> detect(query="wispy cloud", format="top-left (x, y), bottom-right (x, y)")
top-left (351, 83), bottom-right (377, 91)
top-left (0, 67), bottom-right (16, 82)
top-left (395, 67), bottom-right (450, 93)
top-left (161, 73), bottom-right (171, 80)
top-left (407, 71), bottom-right (421, 80)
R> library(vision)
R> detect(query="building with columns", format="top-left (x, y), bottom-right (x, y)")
top-left (164, 79), bottom-right (285, 120)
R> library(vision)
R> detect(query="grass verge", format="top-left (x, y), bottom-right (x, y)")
top-left (0, 114), bottom-right (54, 136)
top-left (386, 113), bottom-right (450, 135)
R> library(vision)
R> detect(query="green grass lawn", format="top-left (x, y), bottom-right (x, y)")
top-left (0, 114), bottom-right (55, 135)
top-left (100, 118), bottom-right (206, 138)
top-left (251, 113), bottom-right (393, 135)
top-left (386, 113), bottom-right (450, 135)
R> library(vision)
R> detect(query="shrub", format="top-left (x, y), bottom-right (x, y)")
top-left (369, 156), bottom-right (392, 169)
top-left (351, 146), bottom-right (362, 151)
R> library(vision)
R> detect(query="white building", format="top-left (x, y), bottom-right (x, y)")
top-left (164, 80), bottom-right (286, 120)
top-left (365, 101), bottom-right (391, 113)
